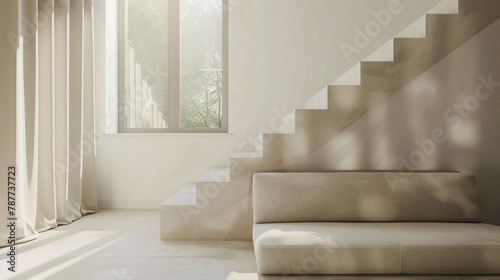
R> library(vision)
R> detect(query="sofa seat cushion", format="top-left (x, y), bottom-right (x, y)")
top-left (253, 223), bottom-right (402, 275)
top-left (375, 223), bottom-right (500, 274)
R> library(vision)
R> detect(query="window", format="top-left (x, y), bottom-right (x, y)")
top-left (118, 0), bottom-right (227, 133)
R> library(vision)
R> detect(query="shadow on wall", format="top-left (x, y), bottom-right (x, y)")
top-left (291, 18), bottom-right (500, 226)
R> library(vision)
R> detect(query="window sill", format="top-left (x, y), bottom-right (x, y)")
top-left (104, 132), bottom-right (233, 137)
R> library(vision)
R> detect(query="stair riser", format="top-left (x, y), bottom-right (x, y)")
top-left (161, 181), bottom-right (252, 240)
top-left (166, 182), bottom-right (231, 220)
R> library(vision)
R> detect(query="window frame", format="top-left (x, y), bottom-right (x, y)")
top-left (118, 0), bottom-right (228, 133)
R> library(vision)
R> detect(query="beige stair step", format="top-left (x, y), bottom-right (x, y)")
top-left (395, 15), bottom-right (426, 38)
top-left (331, 63), bottom-right (361, 86)
top-left (428, 0), bottom-right (459, 14)
top-left (230, 152), bottom-right (262, 158)
top-left (304, 86), bottom-right (328, 109)
top-left (162, 184), bottom-right (196, 206)
top-left (278, 111), bottom-right (296, 134)
top-left (161, 180), bottom-right (248, 240)
top-left (197, 168), bottom-right (230, 183)
top-left (363, 39), bottom-right (394, 62)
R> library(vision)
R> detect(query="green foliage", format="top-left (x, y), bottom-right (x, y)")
top-left (181, 0), bottom-right (223, 128)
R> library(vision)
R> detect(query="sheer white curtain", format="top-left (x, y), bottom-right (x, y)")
top-left (0, 0), bottom-right (97, 247)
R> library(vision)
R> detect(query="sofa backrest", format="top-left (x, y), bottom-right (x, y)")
top-left (253, 172), bottom-right (482, 224)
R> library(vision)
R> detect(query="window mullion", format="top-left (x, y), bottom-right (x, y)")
top-left (222, 0), bottom-right (229, 132)
top-left (168, 0), bottom-right (181, 131)
top-left (118, 0), bottom-right (128, 132)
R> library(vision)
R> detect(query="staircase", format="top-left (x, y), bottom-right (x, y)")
top-left (161, 0), bottom-right (500, 240)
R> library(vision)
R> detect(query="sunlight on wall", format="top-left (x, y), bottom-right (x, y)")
top-left (449, 121), bottom-right (481, 149)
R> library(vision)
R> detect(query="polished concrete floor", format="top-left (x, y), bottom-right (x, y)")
top-left (0, 210), bottom-right (258, 280)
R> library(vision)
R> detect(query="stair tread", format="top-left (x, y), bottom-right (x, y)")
top-left (197, 168), bottom-right (231, 183)
top-left (231, 152), bottom-right (262, 158)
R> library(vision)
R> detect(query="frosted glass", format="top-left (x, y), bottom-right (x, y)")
top-left (127, 0), bottom-right (168, 129)
top-left (180, 0), bottom-right (223, 128)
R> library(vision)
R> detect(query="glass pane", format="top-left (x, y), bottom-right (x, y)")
top-left (180, 0), bottom-right (223, 129)
top-left (127, 0), bottom-right (168, 129)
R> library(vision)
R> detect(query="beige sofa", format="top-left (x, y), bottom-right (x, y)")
top-left (252, 172), bottom-right (500, 276)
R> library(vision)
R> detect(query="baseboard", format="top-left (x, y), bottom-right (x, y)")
top-left (98, 199), bottom-right (164, 210)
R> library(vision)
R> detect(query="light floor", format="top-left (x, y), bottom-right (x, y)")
top-left (0, 210), bottom-right (258, 280)
top-left (2, 211), bottom-right (499, 280)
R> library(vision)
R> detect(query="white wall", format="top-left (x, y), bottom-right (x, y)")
top-left (295, 19), bottom-right (500, 225)
top-left (229, 0), bottom-right (441, 138)
top-left (96, 0), bottom-right (442, 208)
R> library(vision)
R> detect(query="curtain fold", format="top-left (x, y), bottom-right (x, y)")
top-left (0, 0), bottom-right (97, 247)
